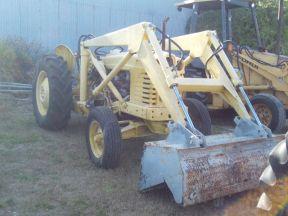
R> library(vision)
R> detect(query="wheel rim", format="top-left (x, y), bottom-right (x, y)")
top-left (36, 70), bottom-right (50, 116)
top-left (89, 120), bottom-right (104, 158)
top-left (253, 103), bottom-right (273, 127)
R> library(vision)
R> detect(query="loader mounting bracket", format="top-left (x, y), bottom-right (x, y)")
top-left (234, 117), bottom-right (272, 138)
top-left (166, 122), bottom-right (205, 148)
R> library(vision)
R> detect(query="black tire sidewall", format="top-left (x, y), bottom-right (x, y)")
top-left (32, 55), bottom-right (72, 130)
top-left (184, 98), bottom-right (212, 135)
top-left (33, 61), bottom-right (47, 127)
top-left (251, 94), bottom-right (286, 132)
top-left (86, 107), bottom-right (121, 169)
top-left (86, 113), bottom-right (104, 166)
top-left (32, 60), bottom-right (54, 127)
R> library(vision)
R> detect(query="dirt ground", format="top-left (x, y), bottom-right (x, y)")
top-left (0, 94), bottom-right (287, 216)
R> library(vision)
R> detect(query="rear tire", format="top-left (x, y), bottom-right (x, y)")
top-left (32, 55), bottom-right (72, 130)
top-left (86, 107), bottom-right (122, 169)
top-left (184, 98), bottom-right (212, 135)
top-left (251, 94), bottom-right (286, 133)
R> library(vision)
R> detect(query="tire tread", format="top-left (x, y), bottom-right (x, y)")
top-left (32, 55), bottom-right (72, 130)
top-left (251, 93), bottom-right (286, 133)
top-left (86, 107), bottom-right (121, 169)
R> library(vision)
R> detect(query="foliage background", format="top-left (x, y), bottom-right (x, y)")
top-left (0, 38), bottom-right (46, 83)
top-left (191, 0), bottom-right (288, 54)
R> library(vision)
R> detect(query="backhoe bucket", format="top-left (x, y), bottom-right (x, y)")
top-left (139, 133), bottom-right (284, 206)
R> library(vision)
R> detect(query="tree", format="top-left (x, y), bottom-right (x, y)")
top-left (193, 0), bottom-right (288, 54)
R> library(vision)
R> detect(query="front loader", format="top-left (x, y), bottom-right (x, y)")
top-left (32, 22), bottom-right (284, 206)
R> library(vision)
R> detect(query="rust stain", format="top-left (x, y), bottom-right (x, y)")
top-left (179, 138), bottom-right (276, 205)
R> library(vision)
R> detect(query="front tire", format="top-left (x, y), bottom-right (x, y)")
top-left (32, 55), bottom-right (72, 130)
top-left (86, 107), bottom-right (122, 169)
top-left (184, 98), bottom-right (212, 135)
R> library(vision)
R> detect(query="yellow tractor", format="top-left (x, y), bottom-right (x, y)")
top-left (32, 22), bottom-right (283, 206)
top-left (177, 0), bottom-right (288, 133)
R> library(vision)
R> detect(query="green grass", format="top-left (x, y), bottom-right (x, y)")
top-left (0, 198), bottom-right (15, 209)
top-left (15, 172), bottom-right (40, 183)
top-left (34, 201), bottom-right (55, 211)
top-left (0, 201), bottom-right (7, 209)
top-left (24, 199), bottom-right (55, 215)
top-left (69, 197), bottom-right (91, 216)
top-left (69, 198), bottom-right (108, 216)
top-left (95, 208), bottom-right (108, 216)
top-left (0, 133), bottom-right (40, 146)
top-left (103, 183), bottom-right (116, 194)
top-left (71, 199), bottom-right (90, 210)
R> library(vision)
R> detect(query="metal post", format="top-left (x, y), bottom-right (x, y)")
top-left (227, 9), bottom-right (232, 41)
top-left (189, 3), bottom-right (199, 33)
top-left (276, 0), bottom-right (284, 56)
top-left (251, 4), bottom-right (264, 49)
top-left (221, 0), bottom-right (227, 41)
top-left (162, 17), bottom-right (170, 50)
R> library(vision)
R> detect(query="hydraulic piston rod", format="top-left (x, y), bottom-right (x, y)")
top-left (239, 85), bottom-right (263, 127)
top-left (172, 85), bottom-right (196, 132)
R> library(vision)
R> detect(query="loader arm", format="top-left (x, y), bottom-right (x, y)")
top-left (171, 31), bottom-right (251, 120)
top-left (81, 23), bottom-right (254, 128)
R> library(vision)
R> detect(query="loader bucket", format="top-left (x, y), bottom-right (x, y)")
top-left (139, 133), bottom-right (284, 206)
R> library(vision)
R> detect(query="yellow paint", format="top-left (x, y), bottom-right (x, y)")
top-left (36, 70), bottom-right (50, 116)
top-left (89, 120), bottom-right (104, 158)
top-left (235, 51), bottom-right (288, 108)
top-left (55, 45), bottom-right (75, 72)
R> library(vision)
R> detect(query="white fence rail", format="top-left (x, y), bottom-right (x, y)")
top-left (0, 82), bottom-right (32, 93)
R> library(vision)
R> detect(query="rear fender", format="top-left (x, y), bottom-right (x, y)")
top-left (55, 45), bottom-right (76, 72)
